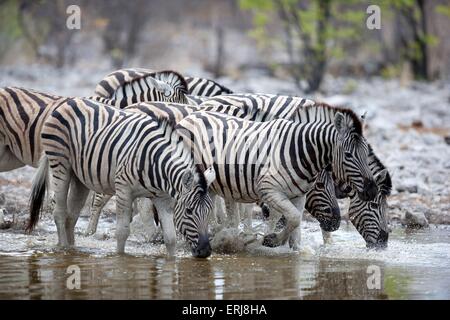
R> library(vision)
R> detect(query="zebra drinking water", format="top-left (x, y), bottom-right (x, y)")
top-left (175, 104), bottom-right (377, 249)
top-left (27, 98), bottom-right (216, 257)
top-left (85, 101), bottom-right (341, 238)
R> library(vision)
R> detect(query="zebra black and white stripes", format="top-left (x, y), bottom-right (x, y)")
top-left (27, 98), bottom-right (216, 257)
top-left (185, 76), bottom-right (233, 96)
top-left (176, 104), bottom-right (377, 248)
top-left (84, 101), bottom-right (342, 236)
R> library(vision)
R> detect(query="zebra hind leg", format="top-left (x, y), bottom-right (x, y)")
top-left (261, 193), bottom-right (305, 249)
top-left (85, 193), bottom-right (112, 236)
top-left (49, 165), bottom-right (72, 248)
top-left (66, 176), bottom-right (90, 246)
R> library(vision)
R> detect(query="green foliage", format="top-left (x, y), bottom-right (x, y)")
top-left (435, 4), bottom-right (450, 18)
top-left (0, 0), bottom-right (23, 58)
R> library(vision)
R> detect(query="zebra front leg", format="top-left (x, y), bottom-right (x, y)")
top-left (85, 193), bottom-right (112, 236)
top-left (225, 199), bottom-right (240, 228)
top-left (287, 197), bottom-right (307, 251)
top-left (66, 176), bottom-right (91, 246)
top-left (152, 197), bottom-right (177, 257)
top-left (115, 189), bottom-right (133, 254)
top-left (321, 229), bottom-right (333, 245)
top-left (262, 193), bottom-right (305, 248)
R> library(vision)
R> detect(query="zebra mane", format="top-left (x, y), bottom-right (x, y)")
top-left (301, 102), bottom-right (363, 135)
top-left (367, 144), bottom-right (392, 196)
top-left (193, 164), bottom-right (209, 195)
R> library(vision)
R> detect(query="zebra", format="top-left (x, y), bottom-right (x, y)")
top-left (199, 93), bottom-right (392, 244)
top-left (184, 76), bottom-right (233, 97)
top-left (93, 67), bottom-right (232, 99)
top-left (200, 93), bottom-right (316, 122)
top-left (26, 98), bottom-right (216, 257)
top-left (85, 102), bottom-right (341, 237)
top-left (0, 77), bottom-right (186, 169)
top-left (334, 144), bottom-right (392, 248)
top-left (175, 104), bottom-right (377, 249)
top-left (94, 68), bottom-right (189, 106)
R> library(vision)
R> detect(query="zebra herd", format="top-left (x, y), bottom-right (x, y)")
top-left (0, 68), bottom-right (392, 258)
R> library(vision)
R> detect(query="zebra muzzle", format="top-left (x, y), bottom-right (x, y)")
top-left (192, 234), bottom-right (212, 258)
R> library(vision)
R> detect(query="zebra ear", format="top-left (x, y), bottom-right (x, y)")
top-left (374, 169), bottom-right (388, 185)
top-left (334, 112), bottom-right (352, 136)
top-left (182, 169), bottom-right (194, 189)
top-left (203, 167), bottom-right (216, 187)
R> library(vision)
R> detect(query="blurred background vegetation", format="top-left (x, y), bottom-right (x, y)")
top-left (0, 0), bottom-right (449, 92)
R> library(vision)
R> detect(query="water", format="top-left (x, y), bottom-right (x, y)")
top-left (0, 222), bottom-right (449, 299)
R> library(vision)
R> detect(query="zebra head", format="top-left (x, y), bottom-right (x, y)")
top-left (347, 169), bottom-right (392, 249)
top-left (152, 71), bottom-right (189, 104)
top-left (305, 166), bottom-right (341, 232)
top-left (174, 165), bottom-right (216, 258)
top-left (332, 111), bottom-right (377, 201)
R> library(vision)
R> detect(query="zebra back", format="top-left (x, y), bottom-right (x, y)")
top-left (185, 76), bottom-right (233, 96)
top-left (200, 93), bottom-right (315, 121)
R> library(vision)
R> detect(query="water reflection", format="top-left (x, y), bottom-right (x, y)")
top-left (0, 251), bottom-right (448, 299)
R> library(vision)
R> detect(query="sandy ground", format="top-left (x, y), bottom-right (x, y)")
top-left (0, 65), bottom-right (449, 236)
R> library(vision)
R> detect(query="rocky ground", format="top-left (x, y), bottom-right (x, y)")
top-left (0, 65), bottom-right (449, 233)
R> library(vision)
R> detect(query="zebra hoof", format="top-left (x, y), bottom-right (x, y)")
top-left (262, 233), bottom-right (279, 247)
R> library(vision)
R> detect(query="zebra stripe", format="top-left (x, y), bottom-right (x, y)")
top-left (344, 144), bottom-right (392, 248)
top-left (175, 104), bottom-right (375, 248)
top-left (84, 101), bottom-right (341, 235)
top-left (27, 98), bottom-right (216, 257)
top-left (185, 76), bottom-right (233, 96)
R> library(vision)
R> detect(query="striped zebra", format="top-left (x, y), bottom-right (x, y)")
top-left (175, 104), bottom-right (377, 249)
top-left (85, 102), bottom-right (340, 237)
top-left (0, 77), bottom-right (187, 170)
top-left (27, 98), bottom-right (216, 257)
top-left (94, 67), bottom-right (232, 99)
top-left (200, 93), bottom-right (393, 244)
top-left (94, 68), bottom-right (189, 106)
top-left (185, 76), bottom-right (233, 97)
top-left (334, 144), bottom-right (391, 248)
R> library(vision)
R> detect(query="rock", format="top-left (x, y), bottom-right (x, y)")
top-left (211, 227), bottom-right (257, 254)
top-left (0, 208), bottom-right (4, 225)
top-left (396, 181), bottom-right (418, 194)
top-left (402, 210), bottom-right (429, 229)
top-left (445, 136), bottom-right (450, 146)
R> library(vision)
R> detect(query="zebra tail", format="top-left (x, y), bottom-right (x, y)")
top-left (26, 156), bottom-right (49, 233)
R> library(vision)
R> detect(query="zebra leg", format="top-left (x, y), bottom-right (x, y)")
top-left (152, 197), bottom-right (176, 257)
top-left (66, 176), bottom-right (90, 246)
top-left (211, 195), bottom-right (226, 225)
top-left (321, 229), bottom-right (333, 245)
top-left (51, 171), bottom-right (72, 248)
top-left (136, 198), bottom-right (159, 239)
top-left (85, 193), bottom-right (112, 236)
top-left (0, 145), bottom-right (25, 172)
top-left (262, 193), bottom-right (305, 248)
top-left (115, 189), bottom-right (133, 254)
top-left (242, 204), bottom-right (253, 232)
top-left (288, 197), bottom-right (307, 250)
top-left (225, 199), bottom-right (240, 228)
